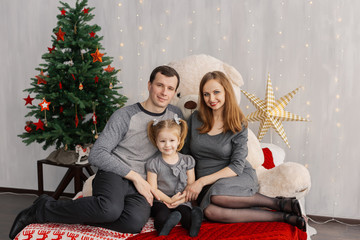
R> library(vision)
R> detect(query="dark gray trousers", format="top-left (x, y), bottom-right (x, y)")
top-left (37, 170), bottom-right (151, 233)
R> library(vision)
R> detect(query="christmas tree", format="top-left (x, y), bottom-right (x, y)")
top-left (19, 0), bottom-right (127, 151)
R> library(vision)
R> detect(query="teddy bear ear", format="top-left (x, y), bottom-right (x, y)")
top-left (223, 63), bottom-right (244, 87)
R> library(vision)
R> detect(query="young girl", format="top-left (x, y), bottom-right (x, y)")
top-left (146, 115), bottom-right (203, 236)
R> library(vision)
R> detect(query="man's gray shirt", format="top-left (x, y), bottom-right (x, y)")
top-left (88, 102), bottom-right (183, 179)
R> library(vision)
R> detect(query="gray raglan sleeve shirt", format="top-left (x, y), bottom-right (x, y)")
top-left (88, 103), bottom-right (184, 179)
top-left (88, 106), bottom-right (133, 177)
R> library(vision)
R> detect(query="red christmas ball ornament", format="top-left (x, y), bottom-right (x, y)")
top-left (24, 121), bottom-right (33, 133)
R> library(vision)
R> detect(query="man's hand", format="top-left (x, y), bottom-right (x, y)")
top-left (125, 171), bottom-right (159, 206)
top-left (184, 180), bottom-right (204, 202)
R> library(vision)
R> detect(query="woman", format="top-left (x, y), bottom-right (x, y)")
top-left (182, 71), bottom-right (306, 231)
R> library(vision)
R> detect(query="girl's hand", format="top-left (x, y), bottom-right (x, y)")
top-left (184, 180), bottom-right (203, 202)
top-left (171, 192), bottom-right (186, 202)
top-left (167, 192), bottom-right (186, 208)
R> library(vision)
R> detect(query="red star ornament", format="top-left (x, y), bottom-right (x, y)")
top-left (91, 48), bottom-right (104, 63)
top-left (104, 65), bottom-right (115, 72)
top-left (39, 98), bottom-right (51, 111)
top-left (24, 95), bottom-right (35, 105)
top-left (61, 9), bottom-right (66, 15)
top-left (36, 70), bottom-right (48, 84)
top-left (83, 8), bottom-right (89, 14)
top-left (94, 76), bottom-right (99, 83)
top-left (55, 28), bottom-right (66, 41)
top-left (59, 81), bottom-right (63, 89)
top-left (33, 119), bottom-right (45, 131)
top-left (89, 31), bottom-right (96, 38)
top-left (48, 46), bottom-right (55, 53)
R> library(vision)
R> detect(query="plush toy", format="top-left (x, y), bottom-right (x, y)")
top-left (76, 54), bottom-right (311, 201)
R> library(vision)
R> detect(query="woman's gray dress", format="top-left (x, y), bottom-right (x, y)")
top-left (183, 111), bottom-right (259, 210)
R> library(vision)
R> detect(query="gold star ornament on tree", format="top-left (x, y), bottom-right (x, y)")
top-left (241, 74), bottom-right (309, 148)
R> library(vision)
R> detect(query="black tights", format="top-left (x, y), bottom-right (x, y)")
top-left (151, 202), bottom-right (192, 231)
top-left (204, 193), bottom-right (295, 223)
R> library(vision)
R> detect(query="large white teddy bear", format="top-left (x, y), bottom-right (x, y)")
top-left (168, 54), bottom-right (311, 199)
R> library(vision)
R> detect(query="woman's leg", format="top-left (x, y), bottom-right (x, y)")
top-left (211, 193), bottom-right (295, 213)
top-left (204, 195), bottom-right (306, 231)
top-left (204, 203), bottom-right (283, 223)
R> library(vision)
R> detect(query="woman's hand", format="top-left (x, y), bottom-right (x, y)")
top-left (184, 180), bottom-right (204, 202)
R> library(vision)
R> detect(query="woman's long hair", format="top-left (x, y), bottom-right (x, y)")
top-left (197, 71), bottom-right (248, 134)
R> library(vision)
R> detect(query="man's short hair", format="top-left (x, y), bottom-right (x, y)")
top-left (149, 65), bottom-right (180, 90)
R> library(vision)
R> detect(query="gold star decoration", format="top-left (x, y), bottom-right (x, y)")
top-left (241, 74), bottom-right (309, 148)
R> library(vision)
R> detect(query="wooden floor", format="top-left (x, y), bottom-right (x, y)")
top-left (1, 192), bottom-right (360, 240)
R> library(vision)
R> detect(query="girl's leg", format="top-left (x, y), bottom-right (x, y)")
top-left (175, 205), bottom-right (191, 230)
top-left (176, 205), bottom-right (203, 237)
top-left (152, 202), bottom-right (181, 236)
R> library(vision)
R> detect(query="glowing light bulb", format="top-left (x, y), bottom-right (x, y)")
top-left (118, 3), bottom-right (122, 7)
top-left (138, 26), bottom-right (143, 30)
top-left (119, 56), bottom-right (124, 60)
top-left (120, 43), bottom-right (124, 47)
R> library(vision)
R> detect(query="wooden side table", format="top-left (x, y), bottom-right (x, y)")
top-left (37, 159), bottom-right (95, 199)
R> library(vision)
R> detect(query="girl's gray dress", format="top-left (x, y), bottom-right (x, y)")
top-left (146, 152), bottom-right (195, 208)
top-left (184, 111), bottom-right (259, 210)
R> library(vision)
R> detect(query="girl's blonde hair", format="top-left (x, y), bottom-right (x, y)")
top-left (147, 117), bottom-right (188, 151)
top-left (198, 71), bottom-right (248, 134)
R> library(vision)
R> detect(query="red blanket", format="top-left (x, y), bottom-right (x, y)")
top-left (129, 221), bottom-right (307, 240)
top-left (16, 220), bottom-right (306, 240)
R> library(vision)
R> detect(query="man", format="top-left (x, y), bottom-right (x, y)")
top-left (10, 65), bottom-right (184, 238)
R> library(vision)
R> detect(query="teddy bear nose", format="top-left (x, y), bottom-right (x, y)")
top-left (184, 101), bottom-right (197, 110)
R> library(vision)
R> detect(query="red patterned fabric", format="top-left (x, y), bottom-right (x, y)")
top-left (128, 221), bottom-right (307, 240)
top-left (262, 147), bottom-right (276, 169)
top-left (16, 219), bottom-right (306, 240)
top-left (16, 219), bottom-right (155, 240)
